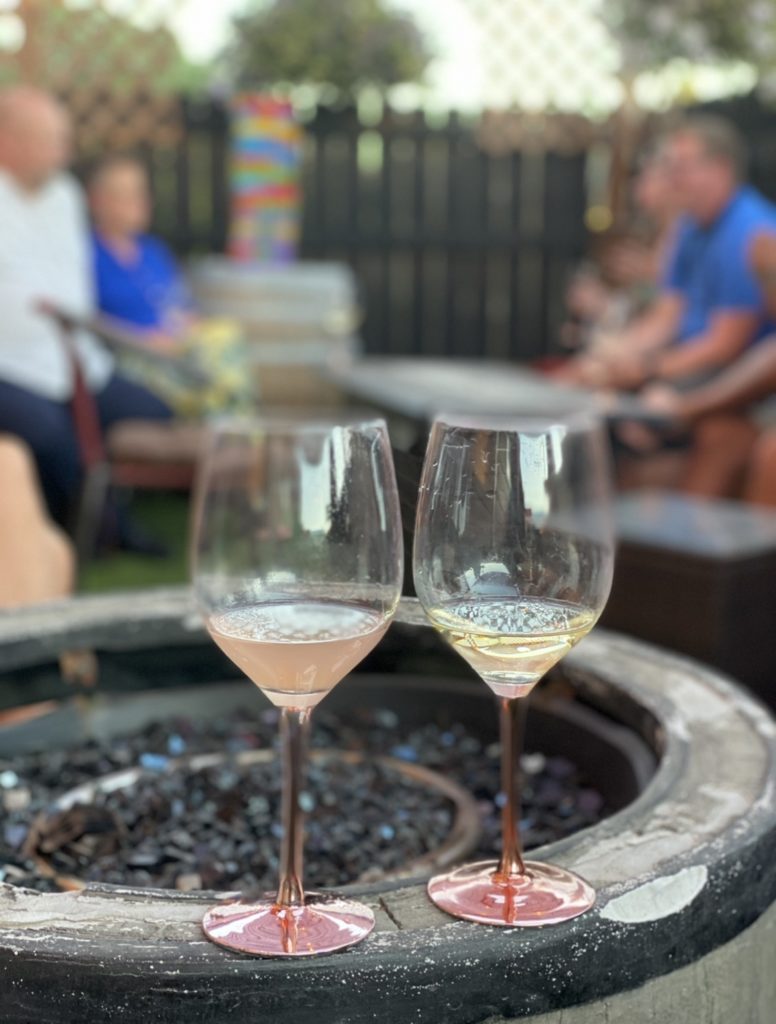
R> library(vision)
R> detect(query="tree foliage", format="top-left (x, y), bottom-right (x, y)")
top-left (604, 0), bottom-right (776, 73)
top-left (1, 2), bottom-right (207, 93)
top-left (227, 0), bottom-right (430, 96)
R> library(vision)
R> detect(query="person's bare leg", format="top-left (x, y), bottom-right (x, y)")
top-left (0, 436), bottom-right (74, 608)
top-left (617, 450), bottom-right (688, 492)
top-left (681, 415), bottom-right (759, 499)
top-left (742, 430), bottom-right (776, 507)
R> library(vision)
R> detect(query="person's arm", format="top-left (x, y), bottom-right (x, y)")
top-left (651, 309), bottom-right (761, 381)
top-left (589, 293), bottom-right (684, 390)
top-left (556, 294), bottom-right (683, 388)
top-left (149, 237), bottom-right (197, 324)
top-left (0, 437), bottom-right (74, 608)
top-left (616, 292), bottom-right (684, 353)
top-left (617, 221), bottom-right (688, 355)
top-left (643, 338), bottom-right (776, 421)
top-left (583, 223), bottom-right (689, 389)
top-left (556, 222), bottom-right (688, 388)
top-left (652, 224), bottom-right (769, 381)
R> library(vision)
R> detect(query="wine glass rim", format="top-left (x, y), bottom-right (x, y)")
top-left (431, 407), bottom-right (603, 433)
top-left (206, 410), bottom-right (389, 435)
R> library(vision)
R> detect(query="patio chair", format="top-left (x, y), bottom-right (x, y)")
top-left (39, 302), bottom-right (203, 562)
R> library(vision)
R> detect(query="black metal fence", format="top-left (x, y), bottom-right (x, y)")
top-left (141, 93), bottom-right (776, 361)
top-left (296, 107), bottom-right (589, 362)
top-left (143, 99), bottom-right (590, 362)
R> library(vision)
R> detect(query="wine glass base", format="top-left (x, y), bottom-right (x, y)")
top-left (202, 891), bottom-right (375, 957)
top-left (428, 859), bottom-right (595, 927)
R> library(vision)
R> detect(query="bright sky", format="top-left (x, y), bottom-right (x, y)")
top-left (169, 0), bottom-right (756, 113)
top-left (0, 0), bottom-right (758, 113)
top-left (170, 0), bottom-right (623, 112)
top-left (168, 0), bottom-right (243, 62)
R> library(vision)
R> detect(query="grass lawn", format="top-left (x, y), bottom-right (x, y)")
top-left (78, 492), bottom-right (191, 594)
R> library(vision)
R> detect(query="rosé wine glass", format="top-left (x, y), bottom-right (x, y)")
top-left (192, 415), bottom-right (403, 956)
top-left (413, 412), bottom-right (614, 927)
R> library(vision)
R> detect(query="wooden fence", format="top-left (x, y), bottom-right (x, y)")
top-left (142, 100), bottom-right (591, 361)
top-left (117, 93), bottom-right (776, 361)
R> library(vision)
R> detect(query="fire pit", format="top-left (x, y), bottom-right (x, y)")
top-left (21, 746), bottom-right (476, 893)
top-left (4, 689), bottom-right (625, 896)
top-left (0, 591), bottom-right (774, 1023)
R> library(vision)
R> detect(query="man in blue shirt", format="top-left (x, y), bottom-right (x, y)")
top-left (604, 115), bottom-right (776, 390)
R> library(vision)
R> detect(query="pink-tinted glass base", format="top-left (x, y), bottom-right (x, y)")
top-left (428, 859), bottom-right (595, 927)
top-left (202, 891), bottom-right (375, 957)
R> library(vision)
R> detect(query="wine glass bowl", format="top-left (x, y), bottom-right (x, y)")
top-left (192, 415), bottom-right (403, 956)
top-left (414, 412), bottom-right (614, 927)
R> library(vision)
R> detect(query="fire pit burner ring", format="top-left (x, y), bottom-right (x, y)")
top-left (26, 748), bottom-right (481, 893)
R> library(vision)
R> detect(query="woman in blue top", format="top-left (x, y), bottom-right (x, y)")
top-left (87, 155), bottom-right (254, 416)
top-left (89, 155), bottom-right (192, 338)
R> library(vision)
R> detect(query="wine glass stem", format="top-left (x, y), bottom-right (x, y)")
top-left (275, 707), bottom-right (311, 909)
top-left (496, 696), bottom-right (526, 879)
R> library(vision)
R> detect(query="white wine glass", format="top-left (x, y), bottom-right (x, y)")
top-left (191, 415), bottom-right (403, 956)
top-left (413, 412), bottom-right (614, 926)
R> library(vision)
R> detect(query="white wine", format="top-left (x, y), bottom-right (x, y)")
top-left (428, 597), bottom-right (596, 699)
top-left (209, 601), bottom-right (389, 710)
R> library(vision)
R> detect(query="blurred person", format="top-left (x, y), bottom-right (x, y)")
top-left (642, 338), bottom-right (776, 424)
top-left (87, 154), bottom-right (255, 418)
top-left (744, 432), bottom-right (776, 506)
top-left (0, 435), bottom-right (74, 607)
top-left (0, 87), bottom-right (172, 531)
top-left (560, 151), bottom-right (679, 373)
top-left (591, 116), bottom-right (776, 495)
top-left (631, 340), bottom-right (773, 497)
top-left (582, 116), bottom-right (776, 392)
top-left (88, 155), bottom-right (193, 339)
top-left (635, 308), bottom-right (776, 501)
top-left (742, 232), bottom-right (776, 504)
top-left (604, 151), bottom-right (680, 287)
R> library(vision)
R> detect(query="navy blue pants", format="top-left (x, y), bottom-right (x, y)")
top-left (0, 375), bottom-right (172, 525)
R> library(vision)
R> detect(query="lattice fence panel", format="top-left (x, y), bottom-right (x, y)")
top-left (1, 0), bottom-right (197, 151)
top-left (459, 0), bottom-right (623, 115)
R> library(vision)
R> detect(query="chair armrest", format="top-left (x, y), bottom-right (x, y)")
top-left (38, 300), bottom-right (166, 359)
top-left (36, 301), bottom-right (209, 386)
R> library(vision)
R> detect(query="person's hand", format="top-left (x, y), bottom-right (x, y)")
top-left (600, 239), bottom-right (655, 288)
top-left (750, 232), bottom-right (776, 317)
top-left (640, 382), bottom-right (687, 423)
top-left (554, 353), bottom-right (613, 388)
top-left (565, 272), bottom-right (611, 322)
top-left (165, 308), bottom-right (199, 337)
top-left (557, 343), bottom-right (645, 391)
top-left (614, 382), bottom-right (688, 453)
top-left (145, 331), bottom-right (185, 357)
top-left (605, 349), bottom-right (653, 391)
top-left (750, 232), bottom-right (776, 279)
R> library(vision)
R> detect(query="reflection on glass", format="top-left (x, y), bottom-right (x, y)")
top-left (414, 413), bottom-right (614, 927)
top-left (192, 416), bottom-right (403, 956)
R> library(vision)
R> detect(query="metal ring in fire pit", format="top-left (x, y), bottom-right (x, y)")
top-left (27, 749), bottom-right (481, 892)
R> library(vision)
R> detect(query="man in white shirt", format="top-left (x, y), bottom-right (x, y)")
top-left (0, 86), bottom-right (171, 526)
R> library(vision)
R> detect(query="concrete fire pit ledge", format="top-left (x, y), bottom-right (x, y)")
top-left (0, 590), bottom-right (775, 1023)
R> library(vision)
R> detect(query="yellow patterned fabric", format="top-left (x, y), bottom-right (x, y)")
top-left (118, 317), bottom-right (258, 419)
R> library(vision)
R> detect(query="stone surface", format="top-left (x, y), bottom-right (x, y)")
top-left (497, 899), bottom-right (776, 1024)
top-left (614, 490), bottom-right (776, 559)
top-left (5, 701), bottom-right (605, 893)
top-left (602, 493), bottom-right (776, 698)
top-left (0, 604), bottom-right (774, 1021)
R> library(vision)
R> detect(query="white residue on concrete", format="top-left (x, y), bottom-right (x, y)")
top-left (600, 865), bottom-right (708, 924)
